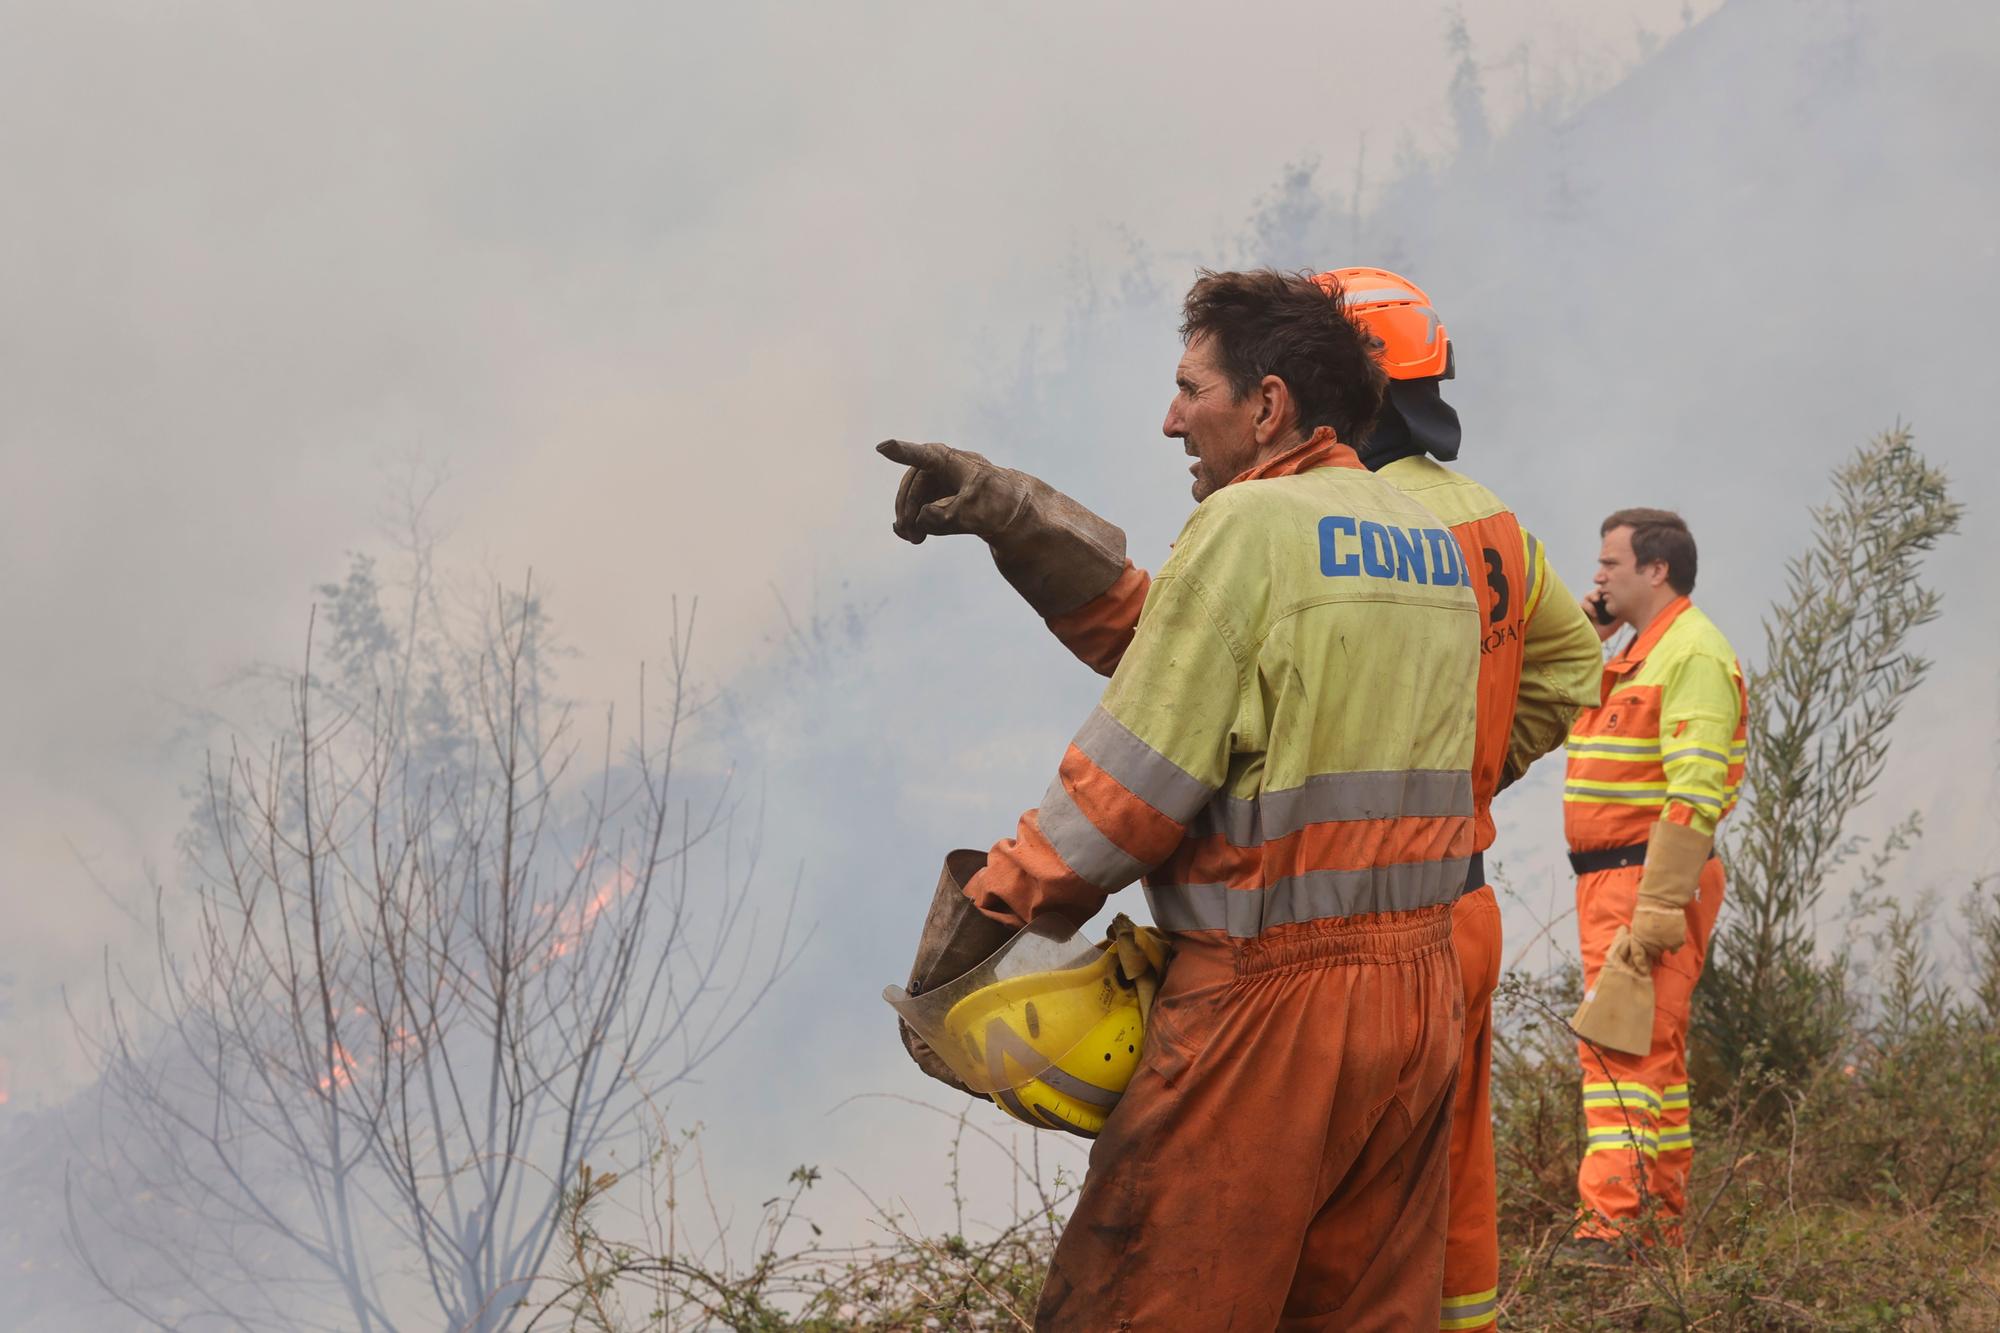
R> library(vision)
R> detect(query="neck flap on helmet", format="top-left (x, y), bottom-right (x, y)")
top-left (1357, 375), bottom-right (1462, 470)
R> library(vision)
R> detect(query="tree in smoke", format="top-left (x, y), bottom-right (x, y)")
top-left (1445, 7), bottom-right (1490, 161)
top-left (66, 531), bottom-right (794, 1332)
top-left (1696, 425), bottom-right (1961, 1090)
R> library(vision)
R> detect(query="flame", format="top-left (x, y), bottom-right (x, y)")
top-left (299, 860), bottom-right (639, 1093)
top-left (318, 1042), bottom-right (358, 1092)
top-left (547, 866), bottom-right (638, 960)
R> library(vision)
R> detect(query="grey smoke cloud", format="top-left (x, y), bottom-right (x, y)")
top-left (14, 0), bottom-right (1998, 1318)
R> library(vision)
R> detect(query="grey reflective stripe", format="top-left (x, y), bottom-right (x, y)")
top-left (1037, 777), bottom-right (1149, 891)
top-left (1073, 706), bottom-right (1215, 820)
top-left (1032, 1063), bottom-right (1125, 1109)
top-left (1186, 769), bottom-right (1471, 847)
top-left (1144, 858), bottom-right (1468, 937)
top-left (1442, 1292), bottom-right (1498, 1322)
top-left (1663, 745), bottom-right (1730, 766)
top-left (1665, 790), bottom-right (1724, 809)
top-left (1567, 738), bottom-right (1661, 755)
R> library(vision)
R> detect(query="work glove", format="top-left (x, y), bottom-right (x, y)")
top-left (1626, 819), bottom-right (1714, 964)
top-left (1105, 914), bottom-right (1171, 1023)
top-left (875, 439), bottom-right (1129, 619)
top-left (899, 850), bottom-right (1019, 1097)
top-left (1571, 925), bottom-right (1656, 1057)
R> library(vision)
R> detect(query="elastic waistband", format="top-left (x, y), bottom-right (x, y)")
top-left (1228, 904), bottom-right (1453, 978)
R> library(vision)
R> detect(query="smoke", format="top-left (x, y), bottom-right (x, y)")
top-left (10, 0), bottom-right (1999, 1321)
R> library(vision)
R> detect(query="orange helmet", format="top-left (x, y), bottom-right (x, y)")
top-left (1315, 267), bottom-right (1450, 381)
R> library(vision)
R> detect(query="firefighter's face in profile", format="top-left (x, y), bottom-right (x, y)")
top-left (1164, 333), bottom-right (1267, 502)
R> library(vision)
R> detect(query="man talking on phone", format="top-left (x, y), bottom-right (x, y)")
top-left (1562, 509), bottom-right (1747, 1259)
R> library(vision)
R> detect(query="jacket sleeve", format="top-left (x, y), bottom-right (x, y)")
top-left (1657, 651), bottom-right (1745, 836)
top-left (1500, 535), bottom-right (1603, 789)
top-left (1043, 562), bottom-right (1151, 676)
top-left (966, 529), bottom-right (1242, 928)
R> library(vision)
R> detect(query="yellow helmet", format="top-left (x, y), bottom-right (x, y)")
top-left (944, 945), bottom-right (1143, 1136)
top-left (886, 918), bottom-right (1149, 1138)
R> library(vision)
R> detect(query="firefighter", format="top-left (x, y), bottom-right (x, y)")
top-left (882, 268), bottom-right (1602, 1330)
top-left (881, 269), bottom-right (1480, 1329)
top-left (1563, 508), bottom-right (1746, 1257)
top-left (1324, 269), bottom-right (1600, 1330)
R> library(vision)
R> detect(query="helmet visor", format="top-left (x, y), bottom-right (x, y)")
top-left (884, 916), bottom-right (1118, 1094)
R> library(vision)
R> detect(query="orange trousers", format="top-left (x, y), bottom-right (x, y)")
top-left (1572, 858), bottom-right (1725, 1240)
top-left (1441, 886), bottom-right (1501, 1332)
top-left (1036, 907), bottom-right (1464, 1332)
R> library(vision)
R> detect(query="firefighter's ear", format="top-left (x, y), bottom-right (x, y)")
top-left (1253, 373), bottom-right (1297, 446)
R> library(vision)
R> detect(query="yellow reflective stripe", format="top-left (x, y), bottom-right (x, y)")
top-left (1565, 780), bottom-right (1669, 806)
top-left (1582, 1081), bottom-right (1661, 1112)
top-left (1522, 530), bottom-right (1546, 619)
top-left (1441, 1286), bottom-right (1499, 1330)
top-left (1566, 776), bottom-right (1669, 792)
top-left (1662, 1083), bottom-right (1690, 1106)
top-left (1566, 793), bottom-right (1671, 809)
top-left (1657, 1127), bottom-right (1693, 1152)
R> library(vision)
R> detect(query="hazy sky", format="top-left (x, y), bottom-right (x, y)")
top-left (0, 0), bottom-right (1719, 1097)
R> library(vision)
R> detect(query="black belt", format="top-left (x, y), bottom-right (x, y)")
top-left (1462, 851), bottom-right (1487, 896)
top-left (1568, 842), bottom-right (1650, 875)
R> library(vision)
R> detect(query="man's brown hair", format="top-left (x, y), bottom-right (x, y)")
top-left (1180, 269), bottom-right (1387, 446)
top-left (1602, 507), bottom-right (1697, 595)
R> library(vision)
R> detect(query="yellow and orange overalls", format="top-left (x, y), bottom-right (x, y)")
top-left (1563, 596), bottom-right (1746, 1239)
top-left (967, 431), bottom-right (1480, 1330)
top-left (1032, 451), bottom-right (1600, 1330)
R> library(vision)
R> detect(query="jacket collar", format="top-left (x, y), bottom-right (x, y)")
top-left (1609, 595), bottom-right (1694, 674)
top-left (1229, 427), bottom-right (1363, 486)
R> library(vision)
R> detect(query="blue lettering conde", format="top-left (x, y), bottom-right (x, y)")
top-left (1320, 516), bottom-right (1462, 585)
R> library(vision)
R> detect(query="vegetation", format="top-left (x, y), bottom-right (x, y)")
top-left (65, 504), bottom-right (796, 1332)
top-left (525, 428), bottom-right (1998, 1330)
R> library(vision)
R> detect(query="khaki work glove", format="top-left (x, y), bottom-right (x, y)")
top-left (875, 439), bottom-right (1128, 619)
top-left (1627, 819), bottom-right (1714, 964)
top-left (1105, 914), bottom-right (1171, 1023)
top-left (1571, 926), bottom-right (1657, 1057)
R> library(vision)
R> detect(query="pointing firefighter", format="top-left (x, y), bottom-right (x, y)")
top-left (884, 269), bottom-right (1480, 1329)
top-left (1564, 509), bottom-right (1747, 1258)
top-left (882, 268), bottom-right (1601, 1329)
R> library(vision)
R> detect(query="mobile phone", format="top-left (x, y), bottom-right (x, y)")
top-left (1589, 595), bottom-right (1617, 627)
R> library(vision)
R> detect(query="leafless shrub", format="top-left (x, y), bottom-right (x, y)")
top-left (66, 552), bottom-right (796, 1332)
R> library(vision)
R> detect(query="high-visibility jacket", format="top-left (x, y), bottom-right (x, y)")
top-left (1042, 455), bottom-right (1600, 865)
top-left (1376, 458), bottom-right (1602, 854)
top-left (966, 430), bottom-right (1482, 936)
top-left (1564, 595), bottom-right (1747, 848)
